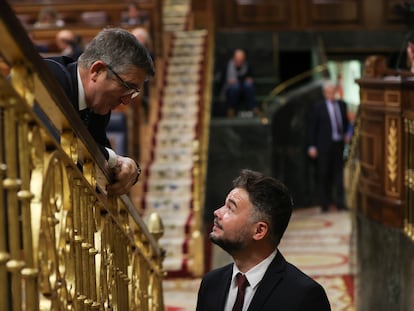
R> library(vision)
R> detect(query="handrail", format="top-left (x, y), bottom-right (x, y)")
top-left (121, 194), bottom-right (162, 255)
top-left (261, 63), bottom-right (329, 111)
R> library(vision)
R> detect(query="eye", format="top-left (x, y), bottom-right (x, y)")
top-left (227, 204), bottom-right (236, 212)
top-left (126, 82), bottom-right (138, 90)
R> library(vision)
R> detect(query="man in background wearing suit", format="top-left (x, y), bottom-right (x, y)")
top-left (307, 80), bottom-right (349, 213)
top-left (45, 28), bottom-right (155, 195)
top-left (196, 169), bottom-right (331, 311)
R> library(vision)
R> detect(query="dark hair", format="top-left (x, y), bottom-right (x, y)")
top-left (78, 28), bottom-right (154, 78)
top-left (232, 169), bottom-right (293, 246)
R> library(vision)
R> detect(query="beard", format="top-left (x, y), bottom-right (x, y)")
top-left (209, 221), bottom-right (252, 254)
top-left (209, 232), bottom-right (244, 254)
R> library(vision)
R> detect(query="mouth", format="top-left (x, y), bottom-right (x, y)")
top-left (212, 220), bottom-right (222, 231)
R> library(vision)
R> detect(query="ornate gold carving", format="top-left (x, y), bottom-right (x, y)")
top-left (387, 120), bottom-right (397, 182)
top-left (148, 212), bottom-right (164, 241)
top-left (61, 130), bottom-right (79, 165)
top-left (38, 152), bottom-right (75, 310)
top-left (387, 119), bottom-right (398, 184)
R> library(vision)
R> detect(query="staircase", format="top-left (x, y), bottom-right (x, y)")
top-left (142, 0), bottom-right (210, 278)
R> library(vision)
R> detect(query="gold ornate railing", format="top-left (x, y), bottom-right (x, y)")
top-left (0, 1), bottom-right (164, 310)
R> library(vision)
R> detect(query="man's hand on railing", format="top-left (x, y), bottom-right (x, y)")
top-left (107, 155), bottom-right (141, 195)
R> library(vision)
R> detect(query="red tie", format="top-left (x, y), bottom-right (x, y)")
top-left (232, 273), bottom-right (249, 311)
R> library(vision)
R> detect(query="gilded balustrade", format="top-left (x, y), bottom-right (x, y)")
top-left (0, 1), bottom-right (164, 310)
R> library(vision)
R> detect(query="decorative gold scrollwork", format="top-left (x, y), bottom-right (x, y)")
top-left (387, 119), bottom-right (398, 195)
top-left (39, 152), bottom-right (75, 310)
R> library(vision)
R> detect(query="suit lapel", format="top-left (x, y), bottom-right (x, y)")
top-left (338, 100), bottom-right (347, 125)
top-left (67, 62), bottom-right (79, 108)
top-left (323, 100), bottom-right (332, 124)
top-left (216, 265), bottom-right (233, 309)
top-left (247, 251), bottom-right (286, 311)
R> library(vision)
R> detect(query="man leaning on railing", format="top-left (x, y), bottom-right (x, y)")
top-left (44, 27), bottom-right (155, 194)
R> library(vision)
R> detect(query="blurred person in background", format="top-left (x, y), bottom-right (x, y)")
top-left (131, 26), bottom-right (153, 122)
top-left (307, 80), bottom-right (349, 213)
top-left (34, 6), bottom-right (65, 28)
top-left (55, 29), bottom-right (84, 60)
top-left (222, 49), bottom-right (256, 117)
top-left (121, 1), bottom-right (150, 28)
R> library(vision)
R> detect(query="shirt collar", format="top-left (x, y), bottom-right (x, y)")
top-left (77, 66), bottom-right (87, 111)
top-left (232, 249), bottom-right (277, 289)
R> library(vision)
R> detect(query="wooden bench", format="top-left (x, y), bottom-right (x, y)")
top-left (28, 25), bottom-right (137, 54)
top-left (12, 0), bottom-right (162, 55)
top-left (11, 0), bottom-right (155, 27)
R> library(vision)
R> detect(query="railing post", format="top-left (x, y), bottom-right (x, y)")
top-left (18, 111), bottom-right (39, 311)
top-left (0, 92), bottom-right (9, 310)
top-left (4, 97), bottom-right (24, 311)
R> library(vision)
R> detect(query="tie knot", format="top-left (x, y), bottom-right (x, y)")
top-left (236, 273), bottom-right (249, 290)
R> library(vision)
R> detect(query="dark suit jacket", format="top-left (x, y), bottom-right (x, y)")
top-left (308, 99), bottom-right (349, 153)
top-left (44, 56), bottom-right (111, 157)
top-left (196, 251), bottom-right (331, 311)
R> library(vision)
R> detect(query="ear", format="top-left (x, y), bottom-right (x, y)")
top-left (252, 221), bottom-right (269, 241)
top-left (89, 60), bottom-right (106, 81)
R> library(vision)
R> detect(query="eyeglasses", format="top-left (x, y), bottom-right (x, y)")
top-left (106, 64), bottom-right (140, 99)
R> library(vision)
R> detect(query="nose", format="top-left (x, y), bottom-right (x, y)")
top-left (213, 209), bottom-right (219, 218)
top-left (213, 205), bottom-right (225, 218)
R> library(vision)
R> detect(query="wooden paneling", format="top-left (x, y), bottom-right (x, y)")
top-left (214, 0), bottom-right (298, 30)
top-left (359, 108), bottom-right (383, 183)
top-left (305, 0), bottom-right (361, 25)
top-left (235, 0), bottom-right (291, 24)
top-left (357, 77), bottom-right (406, 228)
top-left (191, 0), bottom-right (214, 30)
top-left (214, 0), bottom-right (409, 31)
top-left (383, 0), bottom-right (412, 22)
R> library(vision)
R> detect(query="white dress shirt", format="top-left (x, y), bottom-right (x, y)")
top-left (224, 250), bottom-right (277, 311)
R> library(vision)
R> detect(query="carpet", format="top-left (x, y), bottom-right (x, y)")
top-left (279, 206), bottom-right (355, 311)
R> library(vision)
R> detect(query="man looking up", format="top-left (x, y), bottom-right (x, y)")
top-left (197, 169), bottom-right (331, 310)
